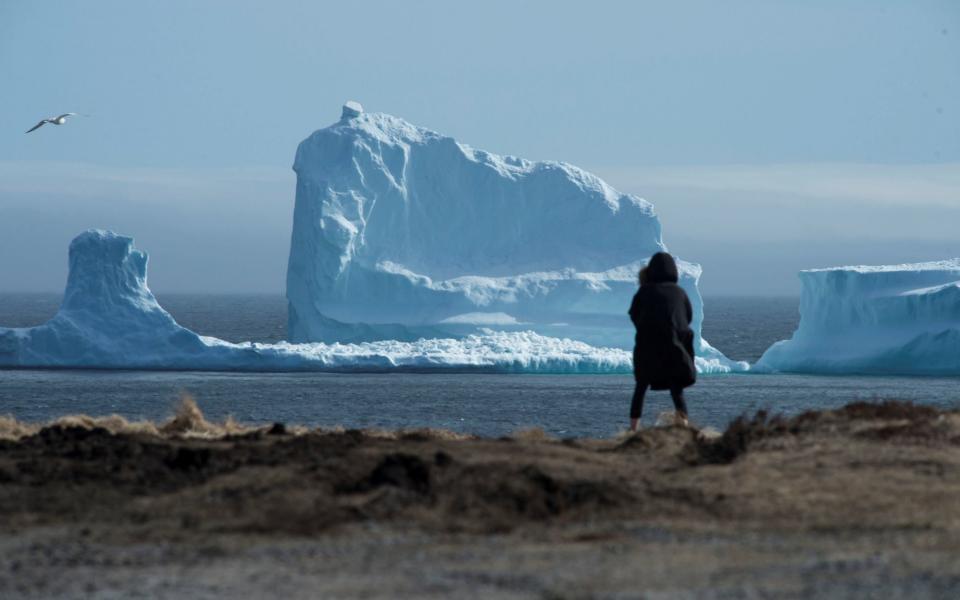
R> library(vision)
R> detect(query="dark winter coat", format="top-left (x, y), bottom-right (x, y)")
top-left (628, 252), bottom-right (696, 390)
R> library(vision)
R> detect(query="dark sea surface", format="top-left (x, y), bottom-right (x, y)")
top-left (1, 293), bottom-right (957, 437)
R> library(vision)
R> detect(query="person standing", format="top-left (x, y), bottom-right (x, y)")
top-left (628, 252), bottom-right (696, 431)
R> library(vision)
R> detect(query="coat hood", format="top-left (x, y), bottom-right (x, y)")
top-left (645, 252), bottom-right (679, 284)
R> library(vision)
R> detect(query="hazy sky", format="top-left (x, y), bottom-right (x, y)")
top-left (1, 1), bottom-right (957, 295)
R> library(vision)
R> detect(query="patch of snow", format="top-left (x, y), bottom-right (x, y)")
top-left (439, 312), bottom-right (523, 325)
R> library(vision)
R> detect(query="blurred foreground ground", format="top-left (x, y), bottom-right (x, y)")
top-left (1, 400), bottom-right (959, 598)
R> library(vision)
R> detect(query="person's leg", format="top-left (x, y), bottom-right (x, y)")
top-left (670, 387), bottom-right (689, 426)
top-left (630, 381), bottom-right (648, 431)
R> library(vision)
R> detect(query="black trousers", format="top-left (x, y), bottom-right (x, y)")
top-left (630, 381), bottom-right (688, 419)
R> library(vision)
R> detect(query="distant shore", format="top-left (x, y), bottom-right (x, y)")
top-left (1, 399), bottom-right (959, 598)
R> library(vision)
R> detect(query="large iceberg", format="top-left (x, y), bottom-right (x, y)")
top-left (287, 102), bottom-right (745, 373)
top-left (0, 230), bottom-right (633, 372)
top-left (756, 260), bottom-right (960, 375)
top-left (0, 104), bottom-right (746, 374)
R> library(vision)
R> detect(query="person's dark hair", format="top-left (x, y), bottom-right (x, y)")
top-left (644, 252), bottom-right (679, 284)
top-left (638, 266), bottom-right (649, 285)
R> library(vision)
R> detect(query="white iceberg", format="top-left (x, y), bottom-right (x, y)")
top-left (0, 230), bottom-right (741, 373)
top-left (755, 260), bottom-right (960, 375)
top-left (0, 230), bottom-right (638, 373)
top-left (287, 102), bottom-right (745, 373)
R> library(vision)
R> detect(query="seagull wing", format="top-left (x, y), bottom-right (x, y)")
top-left (25, 120), bottom-right (48, 133)
top-left (56, 113), bottom-right (77, 120)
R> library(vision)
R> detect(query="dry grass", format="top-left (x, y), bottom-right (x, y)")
top-left (694, 399), bottom-right (955, 464)
top-left (158, 393), bottom-right (251, 438)
top-left (0, 394), bottom-right (475, 443)
top-left (509, 427), bottom-right (554, 442)
top-left (1, 397), bottom-right (959, 548)
top-left (835, 399), bottom-right (941, 421)
top-left (3, 398), bottom-right (960, 600)
top-left (0, 414), bottom-right (36, 441)
top-left (1, 396), bottom-right (952, 454)
top-left (0, 393), bottom-right (255, 441)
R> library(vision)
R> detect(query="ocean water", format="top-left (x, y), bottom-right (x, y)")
top-left (1, 294), bottom-right (957, 437)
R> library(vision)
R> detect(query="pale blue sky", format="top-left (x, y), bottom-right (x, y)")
top-left (1, 1), bottom-right (958, 294)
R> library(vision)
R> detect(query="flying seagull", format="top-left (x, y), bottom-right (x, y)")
top-left (25, 113), bottom-right (78, 133)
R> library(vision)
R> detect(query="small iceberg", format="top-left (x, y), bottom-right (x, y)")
top-left (755, 260), bottom-right (960, 375)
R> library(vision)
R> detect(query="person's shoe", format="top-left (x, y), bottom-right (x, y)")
top-left (674, 414), bottom-right (690, 428)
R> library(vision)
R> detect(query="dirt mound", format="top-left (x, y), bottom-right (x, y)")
top-left (837, 400), bottom-right (941, 421)
top-left (3, 400), bottom-right (960, 599)
top-left (691, 400), bottom-right (959, 464)
top-left (1, 400), bottom-right (959, 539)
top-left (694, 410), bottom-right (796, 464)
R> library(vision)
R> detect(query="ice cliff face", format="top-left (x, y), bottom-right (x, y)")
top-left (0, 230), bottom-right (211, 368)
top-left (756, 260), bottom-right (960, 375)
top-left (287, 102), bottom-right (744, 372)
top-left (0, 230), bottom-right (635, 372)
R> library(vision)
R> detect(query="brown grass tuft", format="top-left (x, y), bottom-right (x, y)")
top-left (159, 393), bottom-right (211, 436)
top-left (0, 414), bottom-right (38, 441)
top-left (157, 393), bottom-right (256, 438)
top-left (696, 400), bottom-right (953, 464)
top-left (696, 410), bottom-right (794, 464)
top-left (0, 393), bottom-right (262, 441)
top-left (837, 400), bottom-right (940, 421)
top-left (509, 427), bottom-right (554, 442)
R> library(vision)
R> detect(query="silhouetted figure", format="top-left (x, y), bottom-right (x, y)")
top-left (628, 252), bottom-right (696, 431)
